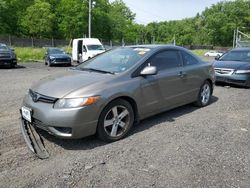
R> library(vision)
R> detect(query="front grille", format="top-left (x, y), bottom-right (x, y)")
top-left (33, 118), bottom-right (72, 134)
top-left (215, 68), bottom-right (234, 75)
top-left (54, 58), bottom-right (69, 62)
top-left (0, 55), bottom-right (11, 58)
top-left (33, 118), bottom-right (49, 131)
top-left (29, 89), bottom-right (57, 103)
top-left (54, 127), bottom-right (72, 134)
top-left (227, 79), bottom-right (246, 84)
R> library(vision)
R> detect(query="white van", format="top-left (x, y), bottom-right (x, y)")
top-left (72, 38), bottom-right (105, 63)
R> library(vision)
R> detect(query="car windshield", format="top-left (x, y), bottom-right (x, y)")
top-left (49, 48), bottom-right (65, 54)
top-left (219, 50), bottom-right (250, 62)
top-left (0, 45), bottom-right (9, 52)
top-left (77, 47), bottom-right (151, 74)
top-left (86, 45), bottom-right (105, 51)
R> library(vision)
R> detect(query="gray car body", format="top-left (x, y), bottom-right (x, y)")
top-left (22, 45), bottom-right (215, 139)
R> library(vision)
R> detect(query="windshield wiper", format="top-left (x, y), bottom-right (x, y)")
top-left (79, 67), bottom-right (115, 75)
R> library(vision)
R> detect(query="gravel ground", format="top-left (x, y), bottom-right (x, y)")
top-left (0, 62), bottom-right (250, 188)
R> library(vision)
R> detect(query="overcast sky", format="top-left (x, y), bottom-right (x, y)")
top-left (110, 0), bottom-right (227, 24)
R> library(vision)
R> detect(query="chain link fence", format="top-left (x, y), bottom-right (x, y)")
top-left (0, 35), bottom-right (69, 47)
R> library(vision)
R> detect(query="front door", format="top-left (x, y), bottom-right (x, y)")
top-left (139, 50), bottom-right (185, 115)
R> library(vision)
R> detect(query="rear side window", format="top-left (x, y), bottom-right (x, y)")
top-left (149, 50), bottom-right (181, 71)
top-left (182, 51), bottom-right (199, 66)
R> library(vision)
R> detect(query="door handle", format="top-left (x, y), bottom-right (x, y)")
top-left (178, 71), bottom-right (187, 78)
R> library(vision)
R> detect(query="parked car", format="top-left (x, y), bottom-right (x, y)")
top-left (20, 45), bottom-right (215, 158)
top-left (204, 50), bottom-right (224, 57)
top-left (72, 38), bottom-right (105, 63)
top-left (44, 48), bottom-right (71, 66)
top-left (0, 43), bottom-right (17, 68)
top-left (213, 48), bottom-right (250, 87)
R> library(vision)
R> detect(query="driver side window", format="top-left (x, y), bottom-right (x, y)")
top-left (148, 50), bottom-right (181, 71)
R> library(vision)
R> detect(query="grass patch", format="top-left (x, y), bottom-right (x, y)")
top-left (192, 49), bottom-right (207, 57)
top-left (13, 47), bottom-right (72, 62)
top-left (14, 47), bottom-right (46, 62)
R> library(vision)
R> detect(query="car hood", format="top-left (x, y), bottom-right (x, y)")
top-left (213, 60), bottom-right (250, 70)
top-left (31, 69), bottom-right (114, 98)
top-left (50, 54), bottom-right (70, 58)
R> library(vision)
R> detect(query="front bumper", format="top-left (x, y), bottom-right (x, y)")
top-left (20, 118), bottom-right (49, 159)
top-left (0, 58), bottom-right (17, 66)
top-left (21, 94), bottom-right (100, 139)
top-left (215, 73), bottom-right (250, 87)
top-left (50, 58), bottom-right (71, 65)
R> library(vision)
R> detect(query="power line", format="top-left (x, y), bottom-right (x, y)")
top-left (125, 1), bottom-right (167, 21)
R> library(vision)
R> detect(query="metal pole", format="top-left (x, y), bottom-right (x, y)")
top-left (233, 29), bottom-right (236, 48)
top-left (236, 27), bottom-right (239, 48)
top-left (88, 0), bottom-right (91, 38)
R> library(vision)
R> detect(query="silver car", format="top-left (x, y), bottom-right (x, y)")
top-left (20, 45), bottom-right (215, 158)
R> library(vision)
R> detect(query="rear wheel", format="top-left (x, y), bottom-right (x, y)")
top-left (97, 99), bottom-right (134, 142)
top-left (194, 81), bottom-right (212, 107)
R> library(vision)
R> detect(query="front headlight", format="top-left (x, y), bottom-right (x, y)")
top-left (50, 56), bottom-right (56, 59)
top-left (235, 70), bottom-right (250, 74)
top-left (54, 96), bottom-right (100, 109)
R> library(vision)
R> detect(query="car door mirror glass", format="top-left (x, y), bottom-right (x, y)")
top-left (215, 55), bottom-right (220, 60)
top-left (140, 66), bottom-right (157, 76)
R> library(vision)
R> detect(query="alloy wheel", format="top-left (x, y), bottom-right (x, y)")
top-left (200, 83), bottom-right (211, 105)
top-left (103, 105), bottom-right (130, 138)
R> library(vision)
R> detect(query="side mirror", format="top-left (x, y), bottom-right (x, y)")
top-left (215, 55), bottom-right (220, 61)
top-left (140, 66), bottom-right (157, 76)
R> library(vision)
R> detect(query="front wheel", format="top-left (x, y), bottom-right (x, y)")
top-left (97, 99), bottom-right (134, 142)
top-left (194, 81), bottom-right (212, 107)
top-left (47, 61), bottom-right (51, 67)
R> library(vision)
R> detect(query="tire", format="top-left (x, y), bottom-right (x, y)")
top-left (194, 81), bottom-right (212, 107)
top-left (10, 63), bottom-right (15, 68)
top-left (97, 99), bottom-right (134, 142)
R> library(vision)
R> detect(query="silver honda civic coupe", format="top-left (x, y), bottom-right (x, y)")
top-left (20, 45), bottom-right (214, 153)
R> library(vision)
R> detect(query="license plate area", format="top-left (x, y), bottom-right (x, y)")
top-left (21, 106), bottom-right (32, 123)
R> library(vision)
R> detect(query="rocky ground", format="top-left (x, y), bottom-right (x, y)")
top-left (0, 62), bottom-right (249, 188)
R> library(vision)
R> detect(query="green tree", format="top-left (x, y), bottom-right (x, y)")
top-left (0, 0), bottom-right (8, 33)
top-left (57, 0), bottom-right (87, 39)
top-left (91, 0), bottom-right (112, 40)
top-left (1, 0), bottom-right (34, 35)
top-left (21, 0), bottom-right (55, 37)
top-left (109, 0), bottom-right (135, 41)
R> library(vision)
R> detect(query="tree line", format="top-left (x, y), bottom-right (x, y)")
top-left (0, 0), bottom-right (249, 46)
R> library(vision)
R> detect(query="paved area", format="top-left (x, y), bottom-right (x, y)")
top-left (0, 62), bottom-right (249, 187)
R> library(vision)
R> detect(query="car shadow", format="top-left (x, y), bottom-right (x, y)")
top-left (0, 64), bottom-right (26, 69)
top-left (40, 96), bottom-right (219, 151)
top-left (215, 82), bottom-right (249, 89)
top-left (130, 95), bottom-right (218, 136)
top-left (15, 64), bottom-right (26, 69)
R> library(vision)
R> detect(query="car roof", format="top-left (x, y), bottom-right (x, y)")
top-left (0, 43), bottom-right (7, 46)
top-left (126, 44), bottom-right (186, 50)
top-left (231, 47), bottom-right (250, 52)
